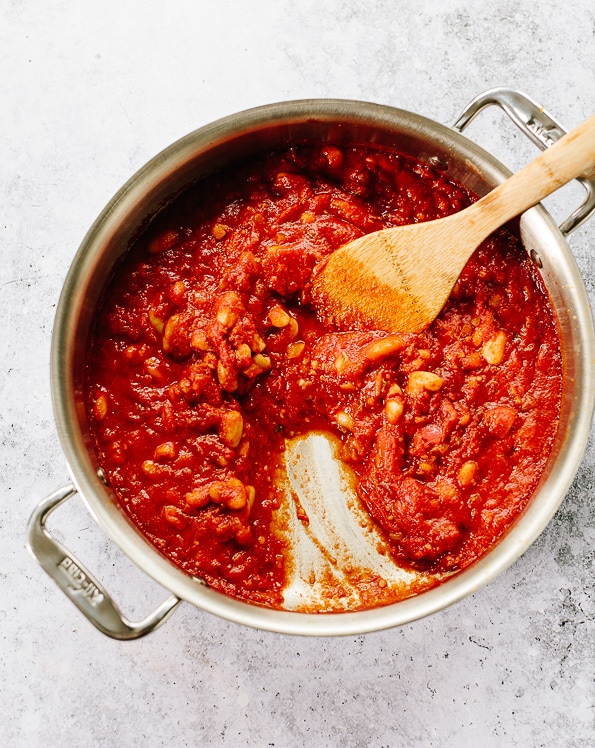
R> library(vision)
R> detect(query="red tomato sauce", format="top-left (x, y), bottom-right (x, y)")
top-left (86, 144), bottom-right (562, 608)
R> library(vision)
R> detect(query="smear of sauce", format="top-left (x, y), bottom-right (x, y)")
top-left (279, 433), bottom-right (441, 612)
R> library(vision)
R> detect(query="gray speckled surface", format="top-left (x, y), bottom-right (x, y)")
top-left (2, 1), bottom-right (594, 745)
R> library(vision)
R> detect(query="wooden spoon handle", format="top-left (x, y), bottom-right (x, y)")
top-left (466, 114), bottom-right (595, 240)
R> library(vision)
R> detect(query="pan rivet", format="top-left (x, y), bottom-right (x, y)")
top-left (530, 249), bottom-right (543, 268)
top-left (428, 156), bottom-right (448, 171)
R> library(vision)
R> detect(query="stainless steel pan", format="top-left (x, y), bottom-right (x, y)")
top-left (27, 88), bottom-right (595, 639)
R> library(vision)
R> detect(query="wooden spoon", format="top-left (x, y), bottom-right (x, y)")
top-left (309, 114), bottom-right (595, 333)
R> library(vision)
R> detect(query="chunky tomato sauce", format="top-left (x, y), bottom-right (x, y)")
top-left (86, 144), bottom-right (562, 609)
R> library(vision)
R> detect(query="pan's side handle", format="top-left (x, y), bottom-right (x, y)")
top-left (27, 485), bottom-right (182, 640)
top-left (452, 87), bottom-right (595, 236)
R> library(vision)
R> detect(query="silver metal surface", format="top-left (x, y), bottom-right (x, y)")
top-left (453, 87), bottom-right (595, 235)
top-left (32, 91), bottom-right (595, 636)
top-left (27, 485), bottom-right (182, 639)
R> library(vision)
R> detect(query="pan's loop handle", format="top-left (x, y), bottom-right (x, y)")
top-left (452, 87), bottom-right (595, 236)
top-left (27, 485), bottom-right (182, 640)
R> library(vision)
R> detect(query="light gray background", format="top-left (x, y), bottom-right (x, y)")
top-left (2, 1), bottom-right (594, 746)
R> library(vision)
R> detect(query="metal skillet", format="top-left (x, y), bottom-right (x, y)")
top-left (27, 88), bottom-right (595, 639)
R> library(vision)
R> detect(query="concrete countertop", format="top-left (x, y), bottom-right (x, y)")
top-left (2, 1), bottom-right (593, 745)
